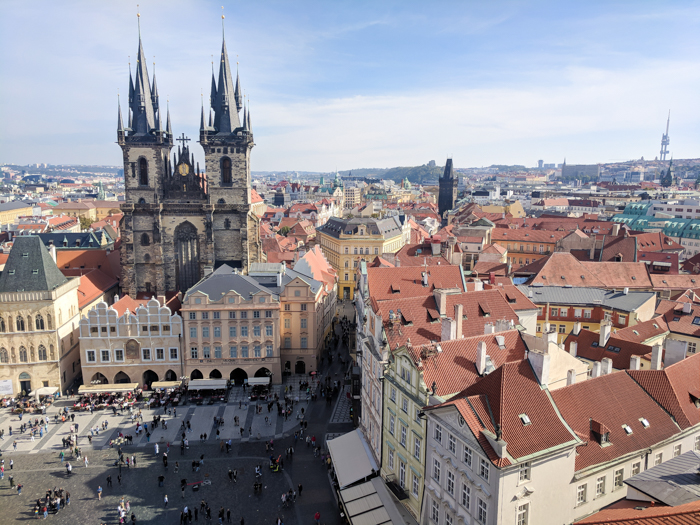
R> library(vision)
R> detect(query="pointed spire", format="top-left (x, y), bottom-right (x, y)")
top-left (242, 100), bottom-right (248, 131)
top-left (129, 13), bottom-right (156, 134)
top-left (166, 100), bottom-right (172, 135)
top-left (151, 60), bottom-right (159, 111)
top-left (117, 94), bottom-right (124, 132)
top-left (211, 35), bottom-right (241, 133)
top-left (128, 58), bottom-right (135, 105)
top-left (247, 101), bottom-right (252, 133)
top-left (208, 109), bottom-right (213, 128)
top-left (200, 101), bottom-right (207, 131)
top-left (235, 63), bottom-right (243, 112)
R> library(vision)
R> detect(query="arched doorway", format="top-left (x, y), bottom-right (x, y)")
top-left (295, 360), bottom-right (306, 374)
top-left (142, 370), bottom-right (159, 389)
top-left (254, 367), bottom-right (272, 378)
top-left (209, 369), bottom-right (222, 379)
top-left (175, 222), bottom-right (200, 292)
top-left (284, 361), bottom-right (291, 372)
top-left (19, 372), bottom-right (31, 396)
top-left (114, 371), bottom-right (131, 384)
top-left (230, 368), bottom-right (247, 386)
top-left (190, 369), bottom-right (204, 380)
top-left (164, 370), bottom-right (177, 381)
top-left (91, 372), bottom-right (108, 384)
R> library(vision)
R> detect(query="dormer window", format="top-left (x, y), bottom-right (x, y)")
top-left (519, 414), bottom-right (531, 426)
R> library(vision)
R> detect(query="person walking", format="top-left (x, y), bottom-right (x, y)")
top-left (118, 474), bottom-right (122, 486)
top-left (16, 483), bottom-right (23, 495)
top-left (314, 511), bottom-right (320, 524)
top-left (164, 495), bottom-right (169, 507)
top-left (97, 485), bottom-right (102, 500)
top-left (84, 456), bottom-right (89, 468)
top-left (9, 459), bottom-right (13, 470)
top-left (298, 483), bottom-right (303, 497)
top-left (107, 474), bottom-right (112, 487)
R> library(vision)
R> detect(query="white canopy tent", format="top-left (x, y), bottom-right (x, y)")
top-left (187, 379), bottom-right (228, 391)
top-left (30, 386), bottom-right (59, 402)
top-left (151, 380), bottom-right (183, 390)
top-left (78, 383), bottom-right (139, 394)
top-left (246, 377), bottom-right (271, 386)
top-left (327, 429), bottom-right (379, 489)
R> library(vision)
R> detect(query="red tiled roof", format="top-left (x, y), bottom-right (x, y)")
top-left (493, 284), bottom-right (537, 311)
top-left (577, 499), bottom-right (700, 524)
top-left (492, 228), bottom-right (569, 244)
top-left (650, 274), bottom-right (700, 292)
top-left (481, 243), bottom-right (507, 255)
top-left (472, 261), bottom-right (508, 276)
top-left (627, 352), bottom-right (700, 430)
top-left (250, 188), bottom-right (264, 204)
top-left (367, 265), bottom-right (465, 302)
top-left (75, 269), bottom-right (118, 309)
top-left (655, 298), bottom-right (700, 337)
top-left (393, 242), bottom-right (451, 267)
top-left (612, 317), bottom-right (669, 343)
top-left (436, 359), bottom-right (577, 467)
top-left (56, 249), bottom-right (119, 281)
top-left (368, 257), bottom-right (394, 268)
top-left (563, 329), bottom-right (653, 370)
top-left (111, 295), bottom-right (149, 316)
top-left (681, 252), bottom-right (700, 274)
top-left (632, 232), bottom-right (683, 252)
top-left (551, 372), bottom-right (681, 470)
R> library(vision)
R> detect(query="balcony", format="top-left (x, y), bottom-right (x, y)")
top-left (384, 474), bottom-right (409, 500)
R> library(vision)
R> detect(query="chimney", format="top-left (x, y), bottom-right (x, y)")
top-left (630, 355), bottom-right (641, 370)
top-left (546, 330), bottom-right (558, 346)
top-left (277, 271), bottom-right (283, 288)
top-left (113, 294), bottom-right (119, 304)
top-left (203, 266), bottom-right (214, 277)
top-left (49, 245), bottom-right (57, 263)
top-left (441, 317), bottom-right (457, 342)
top-left (431, 238), bottom-right (441, 256)
top-left (422, 271), bottom-right (428, 287)
top-left (157, 294), bottom-right (166, 306)
top-left (433, 289), bottom-right (448, 316)
top-left (591, 361), bottom-right (602, 378)
top-left (567, 369), bottom-right (577, 386)
top-left (474, 280), bottom-right (484, 292)
top-left (454, 304), bottom-right (463, 339)
top-left (569, 341), bottom-right (578, 357)
top-left (623, 287), bottom-right (629, 295)
top-left (650, 344), bottom-right (663, 370)
top-left (476, 341), bottom-right (487, 375)
top-left (484, 322), bottom-right (495, 335)
top-left (573, 321), bottom-right (582, 336)
top-left (489, 271), bottom-right (496, 285)
top-left (528, 347), bottom-right (551, 387)
top-left (612, 223), bottom-right (620, 236)
top-left (683, 302), bottom-right (692, 314)
top-left (599, 322), bottom-right (611, 347)
top-left (601, 357), bottom-right (613, 375)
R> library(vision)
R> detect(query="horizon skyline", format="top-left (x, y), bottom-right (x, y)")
top-left (1, 1), bottom-right (698, 171)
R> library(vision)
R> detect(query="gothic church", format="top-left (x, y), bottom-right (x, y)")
top-left (118, 27), bottom-right (263, 297)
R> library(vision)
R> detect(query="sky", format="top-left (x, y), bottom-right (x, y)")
top-left (0, 0), bottom-right (699, 172)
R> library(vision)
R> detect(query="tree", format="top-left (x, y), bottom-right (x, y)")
top-left (278, 226), bottom-right (291, 236)
top-left (79, 216), bottom-right (93, 231)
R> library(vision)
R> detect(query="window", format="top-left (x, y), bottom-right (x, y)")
top-left (519, 461), bottom-right (530, 482)
top-left (259, 297), bottom-right (265, 303)
top-left (415, 408), bottom-right (422, 423)
top-left (388, 448), bottom-right (394, 470)
top-left (142, 348), bottom-right (151, 360)
top-left (300, 318), bottom-right (307, 329)
top-left (584, 309), bottom-right (592, 318)
top-left (284, 318), bottom-right (290, 329)
top-left (695, 435), bottom-right (700, 451)
top-left (241, 326), bottom-right (248, 337)
top-left (399, 462), bottom-right (406, 489)
top-left (114, 348), bottom-right (124, 362)
top-left (688, 341), bottom-right (697, 354)
top-left (632, 462), bottom-right (641, 475)
top-left (596, 476), bottom-right (605, 498)
top-left (674, 444), bottom-right (682, 457)
top-left (284, 337), bottom-right (291, 348)
top-left (202, 312), bottom-right (209, 320)
top-left (414, 437), bottom-right (421, 459)
top-left (140, 233), bottom-right (150, 246)
top-left (229, 311), bottom-right (236, 319)
top-left (202, 346), bottom-right (210, 358)
top-left (412, 474), bottom-right (419, 497)
top-left (461, 484), bottom-right (470, 509)
top-left (190, 327), bottom-right (197, 338)
top-left (156, 348), bottom-right (164, 360)
top-left (577, 484), bottom-right (587, 505)
top-left (266, 325), bottom-right (273, 337)
top-left (229, 327), bottom-right (237, 337)
top-left (229, 346), bottom-right (237, 358)
top-left (202, 326), bottom-right (210, 338)
top-left (654, 452), bottom-right (663, 466)
top-left (559, 324), bottom-right (566, 333)
top-left (16, 316), bottom-right (25, 331)
top-left (463, 446), bottom-right (472, 467)
top-left (446, 470), bottom-right (455, 496)
top-left (431, 500), bottom-right (439, 522)
top-left (618, 314), bottom-right (627, 324)
top-left (253, 311), bottom-right (260, 319)
top-left (477, 499), bottom-right (487, 524)
top-left (574, 308), bottom-right (582, 317)
top-left (214, 346), bottom-right (222, 358)
top-left (169, 348), bottom-right (178, 360)
top-left (434, 424), bottom-right (442, 444)
top-left (614, 469), bottom-right (624, 489)
top-left (35, 314), bottom-right (45, 330)
top-left (301, 337), bottom-right (307, 348)
top-left (191, 347), bottom-right (198, 359)
top-left (301, 304), bottom-right (307, 311)
top-left (221, 157), bottom-right (232, 184)
top-left (0, 317), bottom-right (4, 333)
top-left (194, 298), bottom-right (202, 304)
top-left (253, 326), bottom-right (261, 337)
top-left (390, 387), bottom-right (396, 402)
top-left (266, 345), bottom-right (273, 357)
top-left (400, 425), bottom-right (406, 447)
top-left (189, 312), bottom-right (196, 320)
top-left (551, 308), bottom-right (559, 317)
top-left (265, 310), bottom-right (272, 318)
top-left (86, 349), bottom-right (96, 362)
top-left (294, 290), bottom-right (301, 297)
top-left (479, 458), bottom-right (489, 481)
top-left (213, 312), bottom-right (220, 319)
top-left (402, 397), bottom-right (408, 413)
top-left (448, 434), bottom-right (456, 454)
top-left (389, 414), bottom-right (395, 435)
top-left (214, 327), bottom-right (221, 338)
top-left (252, 345), bottom-right (260, 357)
top-left (37, 345), bottom-right (47, 361)
top-left (560, 308), bottom-right (568, 317)
top-left (139, 157), bottom-right (148, 185)
top-left (240, 312), bottom-right (247, 319)
top-left (516, 503), bottom-right (529, 525)
top-left (432, 459), bottom-right (441, 482)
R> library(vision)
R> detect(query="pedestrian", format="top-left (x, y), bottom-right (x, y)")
top-left (227, 509), bottom-right (231, 523)
top-left (107, 474), bottom-right (112, 487)
top-left (314, 511), bottom-right (320, 524)
top-left (9, 475), bottom-right (14, 488)
top-left (164, 494), bottom-right (169, 507)
top-left (97, 485), bottom-right (103, 500)
top-left (155, 443), bottom-right (159, 455)
top-left (84, 456), bottom-right (89, 468)
top-left (118, 474), bottom-right (122, 486)
top-left (9, 459), bottom-right (13, 470)
top-left (298, 483), bottom-right (303, 497)
top-left (17, 483), bottom-right (23, 495)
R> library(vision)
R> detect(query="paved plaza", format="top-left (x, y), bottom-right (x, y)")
top-left (0, 327), bottom-right (355, 524)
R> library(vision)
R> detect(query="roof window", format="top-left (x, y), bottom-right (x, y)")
top-left (640, 418), bottom-right (650, 428)
top-left (622, 424), bottom-right (633, 435)
top-left (692, 317), bottom-right (700, 325)
top-left (22, 253), bottom-right (28, 258)
top-left (673, 317), bottom-right (681, 322)
top-left (519, 414), bottom-right (531, 426)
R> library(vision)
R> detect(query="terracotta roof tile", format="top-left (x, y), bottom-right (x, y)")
top-left (367, 265), bottom-right (464, 302)
top-left (564, 330), bottom-right (653, 370)
top-left (612, 317), bottom-right (669, 343)
top-left (74, 269), bottom-right (118, 309)
top-left (577, 499), bottom-right (700, 524)
top-left (551, 372), bottom-right (680, 470)
top-left (112, 295), bottom-right (149, 316)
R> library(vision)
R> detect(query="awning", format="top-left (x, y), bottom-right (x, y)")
top-left (78, 383), bottom-right (139, 394)
top-left (187, 379), bottom-right (228, 391)
top-left (245, 377), bottom-right (270, 386)
top-left (328, 429), bottom-right (379, 489)
top-left (30, 386), bottom-right (59, 401)
top-left (340, 477), bottom-right (419, 525)
top-left (151, 381), bottom-right (183, 389)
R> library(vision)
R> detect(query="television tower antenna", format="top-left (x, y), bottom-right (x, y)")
top-left (660, 110), bottom-right (670, 161)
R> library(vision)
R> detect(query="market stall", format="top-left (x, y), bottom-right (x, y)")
top-left (74, 383), bottom-right (141, 411)
top-left (29, 386), bottom-right (59, 403)
top-left (187, 379), bottom-right (228, 405)
top-left (149, 380), bottom-right (185, 407)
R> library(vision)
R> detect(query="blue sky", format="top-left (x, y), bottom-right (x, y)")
top-left (1, 0), bottom-right (698, 171)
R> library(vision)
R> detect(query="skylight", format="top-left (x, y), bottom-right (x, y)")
top-left (622, 424), bottom-right (633, 435)
top-left (519, 414), bottom-right (531, 426)
top-left (640, 418), bottom-right (650, 429)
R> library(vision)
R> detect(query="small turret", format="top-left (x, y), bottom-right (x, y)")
top-left (235, 67), bottom-right (243, 112)
top-left (166, 104), bottom-right (172, 136)
top-left (117, 95), bottom-right (125, 145)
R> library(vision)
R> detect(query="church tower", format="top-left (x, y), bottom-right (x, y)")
top-left (199, 26), bottom-right (263, 271)
top-left (438, 157), bottom-right (458, 220)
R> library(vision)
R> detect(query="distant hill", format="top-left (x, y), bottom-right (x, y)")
top-left (340, 164), bottom-right (445, 184)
